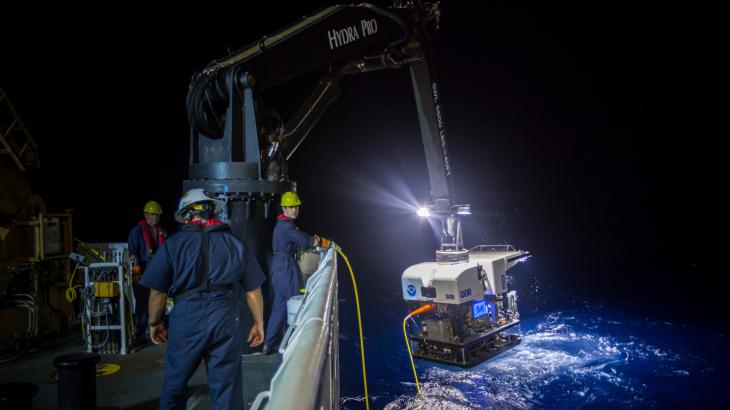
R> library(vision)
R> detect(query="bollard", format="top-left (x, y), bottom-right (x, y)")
top-left (53, 352), bottom-right (101, 410)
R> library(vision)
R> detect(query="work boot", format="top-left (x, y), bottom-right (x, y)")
top-left (262, 344), bottom-right (276, 355)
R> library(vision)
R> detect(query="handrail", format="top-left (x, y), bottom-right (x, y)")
top-left (252, 247), bottom-right (338, 410)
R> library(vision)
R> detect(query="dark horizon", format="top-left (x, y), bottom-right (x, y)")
top-left (1, 2), bottom-right (724, 323)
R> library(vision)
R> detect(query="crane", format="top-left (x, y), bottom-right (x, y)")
top-left (182, 1), bottom-right (528, 365)
top-left (183, 2), bottom-right (469, 265)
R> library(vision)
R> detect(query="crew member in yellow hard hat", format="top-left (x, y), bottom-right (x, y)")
top-left (262, 191), bottom-right (328, 354)
top-left (127, 200), bottom-right (168, 345)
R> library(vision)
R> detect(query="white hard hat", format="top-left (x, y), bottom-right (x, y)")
top-left (175, 189), bottom-right (225, 222)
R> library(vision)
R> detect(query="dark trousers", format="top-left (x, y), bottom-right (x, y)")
top-left (161, 290), bottom-right (244, 409)
top-left (264, 256), bottom-right (303, 346)
top-left (132, 284), bottom-right (149, 339)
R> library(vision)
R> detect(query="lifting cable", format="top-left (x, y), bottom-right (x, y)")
top-left (333, 243), bottom-right (370, 410)
top-left (402, 303), bottom-right (436, 397)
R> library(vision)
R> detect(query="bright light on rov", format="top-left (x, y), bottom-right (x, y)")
top-left (417, 207), bottom-right (431, 217)
top-left (456, 204), bottom-right (471, 215)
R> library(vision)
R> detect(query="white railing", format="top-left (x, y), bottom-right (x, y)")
top-left (251, 247), bottom-right (339, 409)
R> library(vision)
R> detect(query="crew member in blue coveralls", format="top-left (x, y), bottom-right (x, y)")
top-left (262, 191), bottom-right (323, 354)
top-left (127, 200), bottom-right (168, 344)
top-left (140, 189), bottom-right (265, 409)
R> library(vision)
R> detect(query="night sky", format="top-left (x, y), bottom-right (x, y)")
top-left (1, 2), bottom-right (724, 323)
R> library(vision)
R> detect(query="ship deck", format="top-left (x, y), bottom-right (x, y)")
top-left (0, 330), bottom-right (282, 409)
top-left (1, 248), bottom-right (336, 410)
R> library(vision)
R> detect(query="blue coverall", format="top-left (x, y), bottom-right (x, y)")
top-left (140, 224), bottom-right (265, 410)
top-left (264, 215), bottom-right (314, 347)
top-left (128, 223), bottom-right (167, 339)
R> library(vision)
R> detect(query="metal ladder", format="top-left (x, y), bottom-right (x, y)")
top-left (0, 87), bottom-right (40, 171)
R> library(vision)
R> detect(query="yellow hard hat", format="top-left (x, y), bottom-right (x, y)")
top-left (143, 200), bottom-right (162, 214)
top-left (281, 191), bottom-right (302, 207)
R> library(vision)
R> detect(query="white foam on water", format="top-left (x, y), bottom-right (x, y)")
top-left (379, 309), bottom-right (694, 409)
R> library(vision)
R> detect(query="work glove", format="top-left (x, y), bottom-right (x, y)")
top-left (130, 256), bottom-right (142, 282)
top-left (319, 236), bottom-right (331, 249)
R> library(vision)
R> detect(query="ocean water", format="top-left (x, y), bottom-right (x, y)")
top-left (338, 298), bottom-right (729, 409)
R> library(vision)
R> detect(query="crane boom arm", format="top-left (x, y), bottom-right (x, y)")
top-left (186, 1), bottom-right (460, 215)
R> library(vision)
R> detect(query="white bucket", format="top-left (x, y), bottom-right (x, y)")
top-left (287, 295), bottom-right (304, 325)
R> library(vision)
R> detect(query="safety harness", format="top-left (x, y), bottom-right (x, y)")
top-left (173, 223), bottom-right (234, 301)
top-left (139, 220), bottom-right (166, 258)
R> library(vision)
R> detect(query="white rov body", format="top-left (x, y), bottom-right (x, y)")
top-left (402, 247), bottom-right (529, 304)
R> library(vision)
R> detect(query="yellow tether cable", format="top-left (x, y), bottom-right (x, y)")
top-left (403, 303), bottom-right (436, 397)
top-left (65, 262), bottom-right (82, 302)
top-left (334, 244), bottom-right (370, 410)
top-left (73, 237), bottom-right (106, 262)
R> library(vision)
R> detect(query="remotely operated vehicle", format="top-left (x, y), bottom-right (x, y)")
top-left (182, 1), bottom-right (529, 367)
top-left (402, 244), bottom-right (529, 367)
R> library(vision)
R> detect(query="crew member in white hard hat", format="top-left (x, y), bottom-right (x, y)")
top-left (140, 188), bottom-right (265, 408)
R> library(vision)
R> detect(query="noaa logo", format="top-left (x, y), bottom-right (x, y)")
top-left (406, 284), bottom-right (416, 297)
